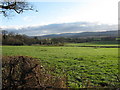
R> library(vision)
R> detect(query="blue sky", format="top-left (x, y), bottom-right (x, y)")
top-left (0, 0), bottom-right (119, 35)
top-left (1, 2), bottom-right (89, 26)
top-left (1, 0), bottom-right (118, 26)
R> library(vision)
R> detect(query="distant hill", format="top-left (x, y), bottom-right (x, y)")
top-left (36, 30), bottom-right (118, 39)
top-left (3, 22), bottom-right (117, 36)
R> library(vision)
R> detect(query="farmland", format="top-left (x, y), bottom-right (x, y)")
top-left (2, 44), bottom-right (119, 88)
top-left (65, 41), bottom-right (119, 47)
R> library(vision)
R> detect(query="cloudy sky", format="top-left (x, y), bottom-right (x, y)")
top-left (0, 0), bottom-right (119, 36)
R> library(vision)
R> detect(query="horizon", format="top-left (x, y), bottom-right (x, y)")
top-left (37, 29), bottom-right (118, 37)
top-left (1, 21), bottom-right (118, 36)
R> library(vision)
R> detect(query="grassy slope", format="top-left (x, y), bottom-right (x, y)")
top-left (2, 46), bottom-right (119, 88)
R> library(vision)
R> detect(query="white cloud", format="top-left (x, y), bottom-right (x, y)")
top-left (79, 24), bottom-right (87, 27)
top-left (1, 22), bottom-right (117, 36)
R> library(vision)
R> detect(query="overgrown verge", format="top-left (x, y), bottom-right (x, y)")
top-left (2, 56), bottom-right (67, 89)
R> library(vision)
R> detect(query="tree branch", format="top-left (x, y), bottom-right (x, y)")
top-left (0, 1), bottom-right (34, 16)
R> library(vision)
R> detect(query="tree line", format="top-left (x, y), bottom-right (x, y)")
top-left (2, 30), bottom-right (64, 46)
top-left (1, 30), bottom-right (119, 46)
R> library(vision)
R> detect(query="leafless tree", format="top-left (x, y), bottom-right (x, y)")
top-left (0, 0), bottom-right (34, 17)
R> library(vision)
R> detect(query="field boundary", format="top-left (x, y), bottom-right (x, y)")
top-left (66, 45), bottom-right (120, 48)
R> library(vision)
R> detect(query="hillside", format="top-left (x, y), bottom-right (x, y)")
top-left (37, 30), bottom-right (118, 39)
top-left (3, 22), bottom-right (117, 36)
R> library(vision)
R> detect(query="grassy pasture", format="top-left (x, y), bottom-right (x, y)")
top-left (65, 41), bottom-right (119, 47)
top-left (2, 45), bottom-right (119, 88)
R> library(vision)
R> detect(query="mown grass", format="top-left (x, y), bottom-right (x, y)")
top-left (2, 45), bottom-right (119, 88)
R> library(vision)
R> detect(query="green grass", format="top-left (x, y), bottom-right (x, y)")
top-left (65, 41), bottom-right (119, 47)
top-left (2, 45), bottom-right (119, 88)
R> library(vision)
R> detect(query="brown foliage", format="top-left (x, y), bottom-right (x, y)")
top-left (2, 56), bottom-right (67, 89)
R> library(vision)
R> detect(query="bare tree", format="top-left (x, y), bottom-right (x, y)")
top-left (0, 0), bottom-right (34, 17)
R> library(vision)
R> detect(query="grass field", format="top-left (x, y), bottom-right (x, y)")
top-left (2, 45), bottom-right (119, 88)
top-left (65, 41), bottom-right (119, 47)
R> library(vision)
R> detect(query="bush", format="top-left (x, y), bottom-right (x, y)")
top-left (2, 56), bottom-right (67, 89)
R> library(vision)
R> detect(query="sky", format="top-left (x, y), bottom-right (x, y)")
top-left (0, 0), bottom-right (119, 35)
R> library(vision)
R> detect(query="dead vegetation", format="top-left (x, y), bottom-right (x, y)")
top-left (2, 56), bottom-right (67, 89)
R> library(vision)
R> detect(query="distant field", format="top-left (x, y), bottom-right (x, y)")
top-left (2, 45), bottom-right (119, 88)
top-left (65, 41), bottom-right (119, 47)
